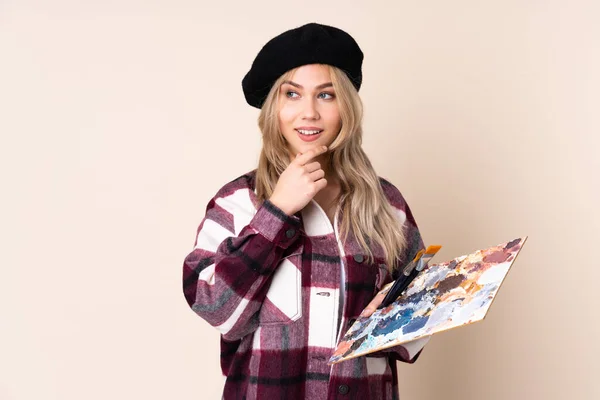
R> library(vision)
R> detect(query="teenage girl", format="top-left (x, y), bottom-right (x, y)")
top-left (182, 22), bottom-right (430, 400)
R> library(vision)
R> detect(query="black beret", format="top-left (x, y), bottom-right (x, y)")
top-left (242, 22), bottom-right (364, 109)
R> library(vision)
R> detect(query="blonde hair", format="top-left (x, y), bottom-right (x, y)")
top-left (255, 64), bottom-right (407, 272)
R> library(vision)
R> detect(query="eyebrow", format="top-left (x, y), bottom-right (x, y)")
top-left (282, 80), bottom-right (333, 90)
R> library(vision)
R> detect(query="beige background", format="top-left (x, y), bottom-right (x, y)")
top-left (1, 1), bottom-right (598, 399)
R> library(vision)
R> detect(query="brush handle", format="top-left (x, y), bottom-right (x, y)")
top-left (377, 267), bottom-right (420, 309)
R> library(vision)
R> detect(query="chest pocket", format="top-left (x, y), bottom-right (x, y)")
top-left (345, 254), bottom-right (388, 317)
top-left (258, 250), bottom-right (303, 325)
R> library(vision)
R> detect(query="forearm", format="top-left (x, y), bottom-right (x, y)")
top-left (183, 199), bottom-right (301, 340)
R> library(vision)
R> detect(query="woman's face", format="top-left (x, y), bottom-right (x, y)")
top-left (278, 64), bottom-right (341, 158)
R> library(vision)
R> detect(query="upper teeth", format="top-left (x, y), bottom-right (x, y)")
top-left (297, 129), bottom-right (322, 135)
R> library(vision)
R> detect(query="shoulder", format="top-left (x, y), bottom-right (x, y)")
top-left (377, 176), bottom-right (422, 228)
top-left (378, 176), bottom-right (409, 210)
top-left (197, 170), bottom-right (258, 236)
top-left (212, 169), bottom-right (257, 199)
top-left (379, 177), bottom-right (417, 230)
top-left (206, 169), bottom-right (259, 217)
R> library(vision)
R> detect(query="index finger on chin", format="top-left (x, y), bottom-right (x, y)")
top-left (294, 146), bottom-right (328, 165)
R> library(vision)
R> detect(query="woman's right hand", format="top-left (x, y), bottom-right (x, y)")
top-left (269, 145), bottom-right (329, 216)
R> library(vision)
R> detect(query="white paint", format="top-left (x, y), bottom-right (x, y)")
top-left (425, 300), bottom-right (460, 330)
top-left (477, 263), bottom-right (511, 285)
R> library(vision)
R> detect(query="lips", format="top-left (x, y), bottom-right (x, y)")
top-left (295, 128), bottom-right (323, 135)
top-left (295, 129), bottom-right (323, 142)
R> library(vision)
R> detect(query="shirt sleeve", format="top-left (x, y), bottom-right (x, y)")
top-left (182, 193), bottom-right (301, 341)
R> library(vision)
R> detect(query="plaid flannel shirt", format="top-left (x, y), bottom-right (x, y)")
top-left (182, 170), bottom-right (430, 400)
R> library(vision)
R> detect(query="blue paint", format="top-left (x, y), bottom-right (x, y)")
top-left (405, 288), bottom-right (430, 304)
top-left (371, 309), bottom-right (414, 337)
top-left (402, 315), bottom-right (429, 334)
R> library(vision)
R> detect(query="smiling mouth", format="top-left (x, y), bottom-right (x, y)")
top-left (295, 129), bottom-right (323, 136)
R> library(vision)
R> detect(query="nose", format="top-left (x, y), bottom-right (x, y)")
top-left (302, 97), bottom-right (319, 120)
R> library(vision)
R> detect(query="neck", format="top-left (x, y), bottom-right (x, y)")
top-left (317, 153), bottom-right (337, 182)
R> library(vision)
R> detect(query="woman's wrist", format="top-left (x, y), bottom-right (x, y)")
top-left (268, 196), bottom-right (295, 216)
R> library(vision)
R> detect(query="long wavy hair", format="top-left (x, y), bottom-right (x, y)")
top-left (254, 64), bottom-right (407, 272)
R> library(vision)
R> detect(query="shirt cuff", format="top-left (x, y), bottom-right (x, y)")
top-left (249, 199), bottom-right (301, 249)
top-left (401, 335), bottom-right (431, 361)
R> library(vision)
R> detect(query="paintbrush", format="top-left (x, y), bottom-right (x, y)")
top-left (378, 245), bottom-right (442, 309)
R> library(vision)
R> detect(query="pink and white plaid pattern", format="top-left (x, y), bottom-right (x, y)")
top-left (182, 170), bottom-right (429, 399)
